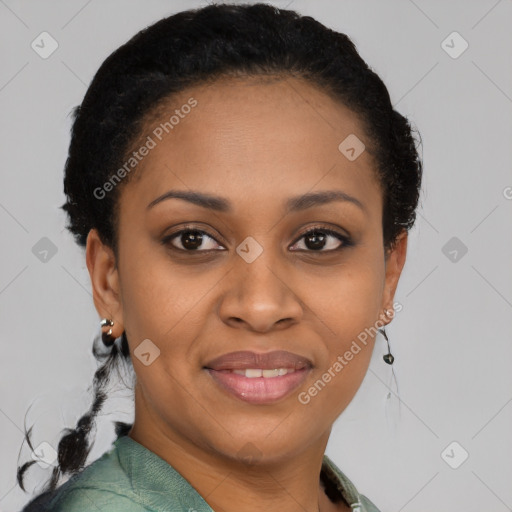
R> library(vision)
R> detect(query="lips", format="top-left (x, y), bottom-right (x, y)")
top-left (203, 350), bottom-right (313, 371)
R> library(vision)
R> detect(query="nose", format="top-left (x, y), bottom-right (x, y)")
top-left (218, 257), bottom-right (303, 333)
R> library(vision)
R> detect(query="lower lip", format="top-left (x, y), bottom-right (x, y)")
top-left (205, 368), bottom-right (311, 404)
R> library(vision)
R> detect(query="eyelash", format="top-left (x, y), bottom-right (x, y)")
top-left (161, 224), bottom-right (353, 254)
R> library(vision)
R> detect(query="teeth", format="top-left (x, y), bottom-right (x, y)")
top-left (231, 368), bottom-right (296, 378)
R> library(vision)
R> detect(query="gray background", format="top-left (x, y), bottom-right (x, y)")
top-left (1, 1), bottom-right (511, 511)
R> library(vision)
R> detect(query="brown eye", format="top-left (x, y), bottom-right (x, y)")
top-left (162, 225), bottom-right (352, 255)
top-left (163, 229), bottom-right (225, 252)
top-left (290, 227), bottom-right (352, 252)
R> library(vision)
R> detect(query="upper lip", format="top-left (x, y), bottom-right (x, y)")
top-left (204, 350), bottom-right (313, 371)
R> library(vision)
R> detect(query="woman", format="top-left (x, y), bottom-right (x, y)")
top-left (17, 3), bottom-right (422, 511)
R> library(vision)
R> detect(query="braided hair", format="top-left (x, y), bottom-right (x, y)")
top-left (17, 332), bottom-right (133, 496)
top-left (17, 1), bottom-right (423, 504)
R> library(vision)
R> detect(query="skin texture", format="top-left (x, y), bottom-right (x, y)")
top-left (86, 76), bottom-right (407, 512)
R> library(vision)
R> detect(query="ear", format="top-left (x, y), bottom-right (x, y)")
top-left (86, 229), bottom-right (124, 337)
top-left (380, 229), bottom-right (408, 319)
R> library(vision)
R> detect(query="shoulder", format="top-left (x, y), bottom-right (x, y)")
top-left (49, 487), bottom-right (150, 511)
top-left (22, 441), bottom-right (146, 512)
top-left (360, 493), bottom-right (382, 512)
top-left (21, 484), bottom-right (148, 512)
top-left (321, 454), bottom-right (383, 512)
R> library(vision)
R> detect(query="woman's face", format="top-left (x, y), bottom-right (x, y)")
top-left (87, 76), bottom-right (407, 464)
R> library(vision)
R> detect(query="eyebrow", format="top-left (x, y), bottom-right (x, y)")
top-left (146, 189), bottom-right (366, 214)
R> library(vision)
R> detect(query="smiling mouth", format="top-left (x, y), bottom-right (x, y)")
top-left (205, 367), bottom-right (311, 404)
top-left (214, 367), bottom-right (298, 377)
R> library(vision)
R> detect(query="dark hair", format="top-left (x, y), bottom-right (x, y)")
top-left (17, 1), bottom-right (422, 504)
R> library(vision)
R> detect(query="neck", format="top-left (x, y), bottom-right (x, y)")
top-left (129, 397), bottom-right (339, 512)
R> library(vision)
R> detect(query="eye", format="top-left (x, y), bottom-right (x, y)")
top-left (289, 226), bottom-right (352, 253)
top-left (162, 227), bottom-right (225, 252)
top-left (162, 224), bottom-right (352, 254)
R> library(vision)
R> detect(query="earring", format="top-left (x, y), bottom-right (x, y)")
top-left (380, 309), bottom-right (394, 365)
top-left (100, 318), bottom-right (115, 347)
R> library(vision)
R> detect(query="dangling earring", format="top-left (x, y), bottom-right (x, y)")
top-left (100, 318), bottom-right (115, 347)
top-left (380, 309), bottom-right (394, 365)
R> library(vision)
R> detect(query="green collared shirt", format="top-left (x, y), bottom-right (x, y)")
top-left (33, 435), bottom-right (380, 511)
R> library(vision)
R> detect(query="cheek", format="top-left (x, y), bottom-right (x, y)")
top-left (119, 241), bottom-right (210, 341)
top-left (300, 309), bottom-right (377, 428)
top-left (119, 256), bottom-right (212, 422)
top-left (298, 252), bottom-right (384, 413)
top-left (118, 253), bottom-right (228, 413)
top-left (304, 252), bottom-right (385, 340)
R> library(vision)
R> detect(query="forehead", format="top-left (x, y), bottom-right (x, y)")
top-left (118, 75), bottom-right (381, 218)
